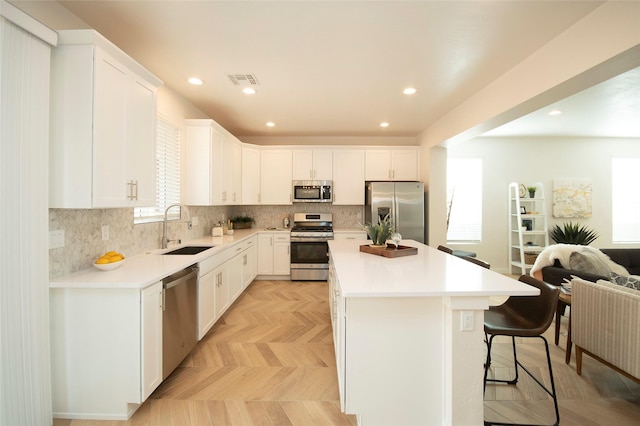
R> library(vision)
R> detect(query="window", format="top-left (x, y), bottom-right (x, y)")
top-left (134, 116), bottom-right (181, 223)
top-left (612, 158), bottom-right (640, 243)
top-left (446, 158), bottom-right (482, 242)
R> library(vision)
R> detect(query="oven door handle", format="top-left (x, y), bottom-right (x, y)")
top-left (290, 238), bottom-right (332, 243)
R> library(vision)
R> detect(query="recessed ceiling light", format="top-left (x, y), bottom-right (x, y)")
top-left (243, 87), bottom-right (256, 95)
top-left (403, 87), bottom-right (417, 95)
top-left (188, 77), bottom-right (203, 85)
top-left (548, 109), bottom-right (562, 116)
top-left (380, 122), bottom-right (390, 128)
top-left (266, 122), bottom-right (275, 127)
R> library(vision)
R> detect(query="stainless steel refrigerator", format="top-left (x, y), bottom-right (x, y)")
top-left (365, 181), bottom-right (425, 243)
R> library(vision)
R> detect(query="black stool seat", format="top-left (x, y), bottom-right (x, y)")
top-left (437, 245), bottom-right (490, 269)
top-left (453, 249), bottom-right (476, 258)
top-left (483, 275), bottom-right (560, 426)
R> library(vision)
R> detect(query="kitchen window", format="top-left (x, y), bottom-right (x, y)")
top-left (134, 116), bottom-right (181, 223)
top-left (446, 158), bottom-right (482, 242)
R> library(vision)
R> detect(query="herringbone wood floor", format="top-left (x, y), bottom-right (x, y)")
top-left (54, 279), bottom-right (640, 425)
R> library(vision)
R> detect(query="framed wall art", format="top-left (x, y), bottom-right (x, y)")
top-left (552, 179), bottom-right (592, 218)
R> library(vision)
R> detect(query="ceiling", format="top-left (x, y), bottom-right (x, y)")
top-left (14, 1), bottom-right (640, 140)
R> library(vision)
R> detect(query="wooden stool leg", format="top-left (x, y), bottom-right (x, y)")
top-left (565, 307), bottom-right (572, 364)
top-left (576, 345), bottom-right (583, 375)
top-left (554, 302), bottom-right (563, 345)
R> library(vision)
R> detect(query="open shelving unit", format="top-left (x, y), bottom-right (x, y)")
top-left (508, 182), bottom-right (549, 275)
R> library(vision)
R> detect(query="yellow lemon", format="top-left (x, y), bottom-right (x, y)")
top-left (105, 251), bottom-right (118, 257)
top-left (109, 254), bottom-right (124, 262)
top-left (95, 257), bottom-right (110, 265)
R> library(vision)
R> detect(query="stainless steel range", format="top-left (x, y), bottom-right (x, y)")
top-left (290, 213), bottom-right (333, 281)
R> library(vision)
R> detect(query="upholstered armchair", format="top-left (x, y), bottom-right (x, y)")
top-left (571, 277), bottom-right (640, 383)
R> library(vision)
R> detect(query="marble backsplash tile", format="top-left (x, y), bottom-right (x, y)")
top-left (49, 204), bottom-right (364, 279)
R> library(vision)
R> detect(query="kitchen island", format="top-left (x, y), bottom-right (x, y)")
top-left (328, 239), bottom-right (538, 426)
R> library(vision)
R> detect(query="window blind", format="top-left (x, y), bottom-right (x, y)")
top-left (612, 158), bottom-right (640, 243)
top-left (446, 158), bottom-right (482, 242)
top-left (134, 116), bottom-right (181, 222)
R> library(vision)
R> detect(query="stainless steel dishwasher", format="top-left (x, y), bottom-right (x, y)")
top-left (162, 264), bottom-right (198, 379)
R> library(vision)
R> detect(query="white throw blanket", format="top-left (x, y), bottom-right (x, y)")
top-left (530, 244), bottom-right (629, 277)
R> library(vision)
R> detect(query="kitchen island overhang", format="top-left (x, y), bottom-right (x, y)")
top-left (328, 239), bottom-right (538, 426)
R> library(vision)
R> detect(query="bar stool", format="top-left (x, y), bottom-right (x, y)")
top-left (437, 245), bottom-right (490, 269)
top-left (483, 275), bottom-right (560, 426)
top-left (437, 245), bottom-right (453, 254)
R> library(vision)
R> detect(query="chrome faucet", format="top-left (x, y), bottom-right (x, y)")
top-left (162, 203), bottom-right (192, 249)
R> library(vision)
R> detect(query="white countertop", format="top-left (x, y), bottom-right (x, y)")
top-left (329, 239), bottom-right (539, 298)
top-left (50, 229), bottom-right (265, 289)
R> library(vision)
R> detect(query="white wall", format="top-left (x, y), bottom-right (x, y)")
top-left (448, 136), bottom-right (640, 273)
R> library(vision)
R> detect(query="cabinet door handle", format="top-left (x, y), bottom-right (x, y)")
top-left (127, 180), bottom-right (139, 201)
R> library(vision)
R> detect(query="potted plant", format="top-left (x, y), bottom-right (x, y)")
top-left (363, 214), bottom-right (394, 247)
top-left (527, 186), bottom-right (537, 198)
top-left (230, 215), bottom-right (255, 229)
top-left (549, 221), bottom-right (599, 245)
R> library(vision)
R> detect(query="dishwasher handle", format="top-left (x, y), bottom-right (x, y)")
top-left (162, 265), bottom-right (199, 290)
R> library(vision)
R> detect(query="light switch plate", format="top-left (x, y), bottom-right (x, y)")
top-left (49, 230), bottom-right (65, 249)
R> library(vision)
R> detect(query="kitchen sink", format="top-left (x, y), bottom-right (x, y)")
top-left (161, 246), bottom-right (213, 255)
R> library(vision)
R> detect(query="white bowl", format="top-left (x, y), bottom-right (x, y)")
top-left (93, 258), bottom-right (125, 271)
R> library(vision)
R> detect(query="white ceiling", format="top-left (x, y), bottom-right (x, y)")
top-left (14, 0), bottom-right (640, 140)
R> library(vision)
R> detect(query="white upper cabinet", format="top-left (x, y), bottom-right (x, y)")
top-left (185, 121), bottom-right (242, 206)
top-left (365, 148), bottom-right (420, 181)
top-left (241, 145), bottom-right (261, 205)
top-left (333, 149), bottom-right (365, 205)
top-left (292, 149), bottom-right (333, 180)
top-left (50, 30), bottom-right (161, 208)
top-left (261, 149), bottom-right (292, 204)
top-left (228, 137), bottom-right (242, 205)
top-left (221, 131), bottom-right (242, 204)
top-left (185, 119), bottom-right (224, 206)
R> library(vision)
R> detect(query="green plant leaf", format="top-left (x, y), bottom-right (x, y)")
top-left (549, 221), bottom-right (599, 245)
top-left (363, 214), bottom-right (395, 245)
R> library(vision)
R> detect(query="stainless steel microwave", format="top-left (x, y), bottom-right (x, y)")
top-left (292, 180), bottom-right (332, 203)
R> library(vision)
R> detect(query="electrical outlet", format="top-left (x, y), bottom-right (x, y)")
top-left (461, 311), bottom-right (474, 331)
top-left (101, 225), bottom-right (109, 241)
top-left (49, 230), bottom-right (65, 249)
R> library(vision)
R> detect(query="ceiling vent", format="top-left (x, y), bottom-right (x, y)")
top-left (227, 73), bottom-right (260, 86)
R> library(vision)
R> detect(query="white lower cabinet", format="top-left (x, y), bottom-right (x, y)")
top-left (50, 281), bottom-right (163, 420)
top-left (242, 236), bottom-right (257, 288)
top-left (328, 259), bottom-right (346, 410)
top-left (274, 236), bottom-right (291, 275)
top-left (214, 262), bottom-right (230, 319)
top-left (198, 265), bottom-right (218, 340)
top-left (333, 231), bottom-right (368, 241)
top-left (198, 238), bottom-right (257, 340)
top-left (258, 232), bottom-right (290, 276)
top-left (141, 282), bottom-right (163, 400)
top-left (228, 244), bottom-right (245, 302)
